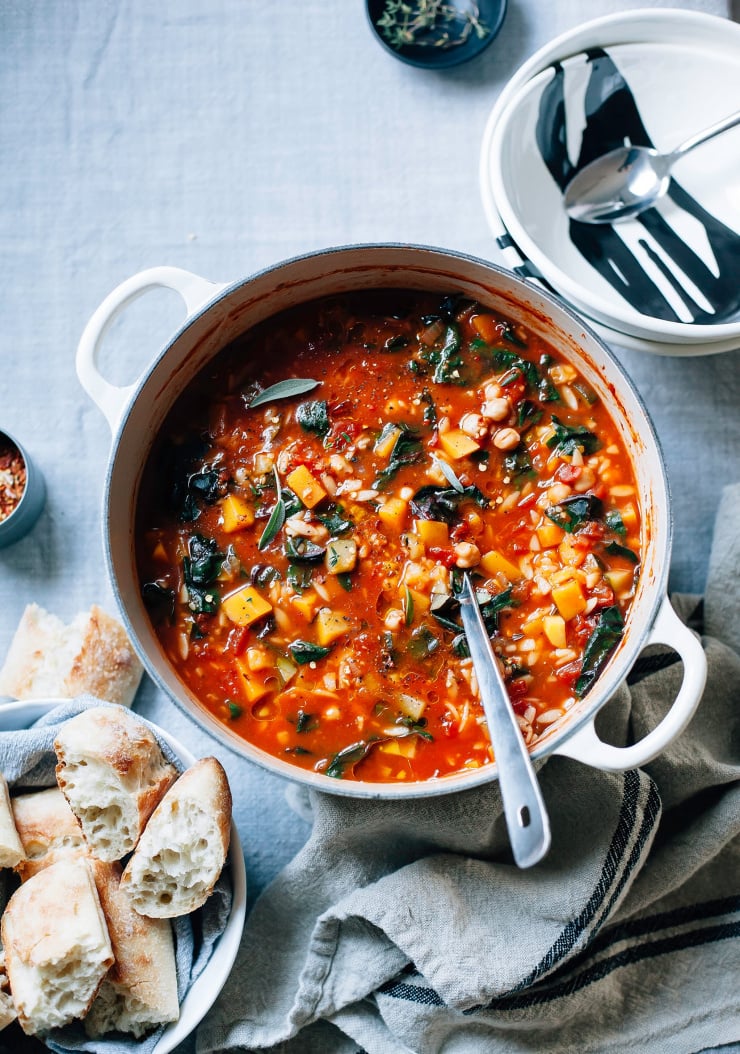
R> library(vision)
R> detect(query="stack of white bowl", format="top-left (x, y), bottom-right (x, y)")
top-left (480, 9), bottom-right (740, 356)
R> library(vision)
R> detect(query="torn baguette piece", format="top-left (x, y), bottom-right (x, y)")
top-left (0, 949), bottom-right (17, 1031)
top-left (1, 856), bottom-right (114, 1035)
top-left (11, 785), bottom-right (89, 881)
top-left (85, 860), bottom-right (179, 1038)
top-left (54, 706), bottom-right (178, 862)
top-left (121, 757), bottom-right (232, 918)
top-left (0, 602), bottom-right (143, 708)
top-left (0, 773), bottom-right (23, 869)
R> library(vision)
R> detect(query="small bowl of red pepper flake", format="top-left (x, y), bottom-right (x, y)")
top-left (0, 430), bottom-right (46, 548)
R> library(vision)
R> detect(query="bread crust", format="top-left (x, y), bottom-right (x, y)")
top-left (0, 602), bottom-right (143, 707)
top-left (0, 774), bottom-right (23, 869)
top-left (121, 757), bottom-right (232, 918)
top-left (1, 857), bottom-right (114, 1035)
top-left (11, 786), bottom-right (88, 881)
top-left (85, 860), bottom-right (179, 1037)
top-left (54, 706), bottom-right (177, 862)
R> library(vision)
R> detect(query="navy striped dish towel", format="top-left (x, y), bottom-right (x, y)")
top-left (198, 484), bottom-right (740, 1054)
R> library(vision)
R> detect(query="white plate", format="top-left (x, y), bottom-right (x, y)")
top-left (480, 8), bottom-right (740, 354)
top-left (0, 699), bottom-right (247, 1054)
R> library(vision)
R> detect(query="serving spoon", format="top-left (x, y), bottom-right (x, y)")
top-left (457, 572), bottom-right (551, 868)
top-left (563, 107), bottom-right (740, 224)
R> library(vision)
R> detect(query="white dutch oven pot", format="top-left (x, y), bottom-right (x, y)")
top-left (76, 246), bottom-right (706, 798)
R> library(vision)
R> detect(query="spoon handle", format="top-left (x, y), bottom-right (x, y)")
top-left (671, 107), bottom-right (740, 163)
top-left (458, 573), bottom-right (551, 868)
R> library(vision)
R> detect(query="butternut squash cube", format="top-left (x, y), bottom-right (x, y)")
top-left (326, 538), bottom-right (357, 575)
top-left (536, 521), bottom-right (565, 549)
top-left (220, 493), bottom-right (255, 534)
top-left (286, 465), bottom-right (327, 509)
top-left (471, 313), bottom-right (499, 343)
top-left (522, 616), bottom-right (544, 638)
top-left (551, 580), bottom-right (587, 621)
top-left (152, 541), bottom-right (168, 562)
top-left (316, 607), bottom-right (352, 646)
top-left (620, 502), bottom-right (638, 529)
top-left (222, 585), bottom-right (273, 626)
top-left (480, 549), bottom-right (521, 581)
top-left (543, 614), bottom-right (567, 648)
top-left (405, 588), bottom-right (430, 617)
top-left (379, 736), bottom-right (418, 759)
top-left (235, 659), bottom-right (271, 702)
top-left (605, 569), bottom-right (634, 594)
top-left (374, 424), bottom-right (403, 459)
top-left (291, 591), bottom-right (319, 622)
top-left (414, 519), bottom-right (449, 548)
top-left (377, 497), bottom-right (408, 533)
top-left (438, 429), bottom-right (480, 460)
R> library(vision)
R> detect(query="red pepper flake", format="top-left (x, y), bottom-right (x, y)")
top-left (0, 438), bottom-right (26, 523)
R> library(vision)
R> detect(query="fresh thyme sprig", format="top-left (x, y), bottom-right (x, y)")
top-left (376, 0), bottom-right (489, 51)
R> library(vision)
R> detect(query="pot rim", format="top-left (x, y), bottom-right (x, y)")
top-left (99, 243), bottom-right (672, 798)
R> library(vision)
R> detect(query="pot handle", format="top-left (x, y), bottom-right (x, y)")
top-left (552, 595), bottom-right (706, 771)
top-left (76, 266), bottom-right (228, 432)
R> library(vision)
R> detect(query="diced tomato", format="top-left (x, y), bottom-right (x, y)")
top-left (450, 522), bottom-right (470, 543)
top-left (588, 582), bottom-right (615, 609)
top-left (428, 546), bottom-right (457, 568)
top-left (227, 626), bottom-right (250, 657)
top-left (555, 660), bottom-right (582, 687)
top-left (510, 696), bottom-right (529, 715)
top-left (557, 463), bottom-right (582, 483)
top-left (507, 679), bottom-right (529, 700)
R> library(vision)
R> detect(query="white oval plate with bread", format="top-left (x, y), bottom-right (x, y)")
top-left (0, 698), bottom-right (247, 1053)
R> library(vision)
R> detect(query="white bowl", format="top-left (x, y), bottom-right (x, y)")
top-left (480, 8), bottom-right (740, 354)
top-left (0, 698), bottom-right (247, 1054)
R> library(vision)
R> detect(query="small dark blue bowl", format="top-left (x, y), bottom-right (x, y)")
top-left (366, 0), bottom-right (507, 69)
top-left (0, 430), bottom-right (46, 549)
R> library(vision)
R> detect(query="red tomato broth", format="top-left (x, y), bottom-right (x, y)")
top-left (135, 290), bottom-right (642, 783)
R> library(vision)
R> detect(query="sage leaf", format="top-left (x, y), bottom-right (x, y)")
top-left (249, 378), bottom-right (321, 408)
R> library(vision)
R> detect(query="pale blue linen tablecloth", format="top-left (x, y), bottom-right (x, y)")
top-left (1, 2), bottom-right (738, 1051)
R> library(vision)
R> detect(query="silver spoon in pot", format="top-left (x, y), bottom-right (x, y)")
top-left (457, 572), bottom-right (551, 868)
top-left (563, 108), bottom-right (740, 224)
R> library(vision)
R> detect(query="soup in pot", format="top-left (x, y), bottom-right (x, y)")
top-left (136, 291), bottom-right (641, 782)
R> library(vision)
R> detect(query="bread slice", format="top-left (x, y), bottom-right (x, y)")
top-left (0, 603), bottom-right (143, 708)
top-left (0, 949), bottom-right (17, 1031)
top-left (85, 860), bottom-right (179, 1038)
top-left (1, 857), bottom-right (114, 1035)
top-left (11, 786), bottom-right (89, 881)
top-left (54, 706), bottom-right (178, 862)
top-left (121, 757), bottom-right (231, 918)
top-left (0, 773), bottom-right (23, 869)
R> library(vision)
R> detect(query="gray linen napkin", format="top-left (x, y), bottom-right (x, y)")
top-left (0, 698), bottom-right (232, 1054)
top-left (197, 483), bottom-right (740, 1054)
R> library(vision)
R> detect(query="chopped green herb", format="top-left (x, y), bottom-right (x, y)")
top-left (295, 709), bottom-right (318, 734)
top-left (503, 443), bottom-right (534, 480)
top-left (141, 581), bottom-right (175, 623)
top-left (517, 400), bottom-right (543, 431)
top-left (258, 468), bottom-right (286, 550)
top-left (250, 563), bottom-right (282, 588)
top-left (432, 323), bottom-right (464, 384)
top-left (326, 738), bottom-right (378, 779)
top-left (410, 483), bottom-right (488, 524)
top-left (287, 563), bottom-right (313, 592)
top-left (284, 535), bottom-right (326, 561)
top-left (606, 509), bottom-right (627, 536)
top-left (546, 494), bottom-right (605, 533)
top-left (285, 746), bottom-right (312, 756)
top-left (384, 335), bottom-right (408, 351)
top-left (407, 624), bottom-right (440, 661)
top-left (227, 700), bottom-right (243, 720)
top-left (603, 541), bottom-right (639, 564)
top-left (575, 607), bottom-right (625, 697)
top-left (547, 415), bottom-right (601, 456)
top-left (289, 640), bottom-right (332, 665)
top-left (373, 424), bottom-right (425, 490)
top-left (337, 572), bottom-right (353, 592)
top-left (421, 387), bottom-right (437, 426)
top-left (396, 715), bottom-right (434, 742)
top-left (317, 506), bottom-right (354, 536)
top-left (296, 399), bottom-right (330, 437)
top-left (404, 586), bottom-right (415, 626)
